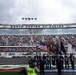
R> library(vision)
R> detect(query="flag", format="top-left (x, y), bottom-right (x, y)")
top-left (61, 41), bottom-right (66, 54)
top-left (39, 41), bottom-right (47, 50)
top-left (47, 43), bottom-right (56, 53)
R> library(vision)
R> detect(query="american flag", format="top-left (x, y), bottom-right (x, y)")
top-left (39, 41), bottom-right (47, 50)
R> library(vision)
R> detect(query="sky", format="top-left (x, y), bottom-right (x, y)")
top-left (0, 0), bottom-right (76, 24)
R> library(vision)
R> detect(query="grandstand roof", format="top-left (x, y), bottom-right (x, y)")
top-left (0, 23), bottom-right (76, 29)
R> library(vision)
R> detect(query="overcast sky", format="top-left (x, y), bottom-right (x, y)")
top-left (0, 0), bottom-right (76, 24)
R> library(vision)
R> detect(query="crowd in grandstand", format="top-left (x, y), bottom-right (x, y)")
top-left (0, 34), bottom-right (76, 52)
top-left (0, 47), bottom-right (37, 52)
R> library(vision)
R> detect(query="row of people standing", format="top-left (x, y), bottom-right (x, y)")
top-left (34, 53), bottom-right (75, 75)
top-left (53, 53), bottom-right (75, 70)
top-left (55, 53), bottom-right (75, 75)
top-left (34, 53), bottom-right (75, 70)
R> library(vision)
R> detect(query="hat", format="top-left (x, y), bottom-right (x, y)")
top-left (28, 59), bottom-right (35, 68)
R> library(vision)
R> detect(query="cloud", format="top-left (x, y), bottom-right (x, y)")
top-left (0, 0), bottom-right (76, 24)
top-left (36, 0), bottom-right (76, 24)
top-left (0, 0), bottom-right (76, 34)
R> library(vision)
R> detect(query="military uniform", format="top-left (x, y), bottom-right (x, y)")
top-left (52, 55), bottom-right (56, 66)
top-left (64, 55), bottom-right (69, 69)
top-left (69, 54), bottom-right (75, 69)
top-left (56, 55), bottom-right (62, 75)
top-left (60, 55), bottom-right (64, 69)
top-left (39, 56), bottom-right (45, 75)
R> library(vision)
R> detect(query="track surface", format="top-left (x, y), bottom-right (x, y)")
top-left (0, 57), bottom-right (76, 75)
top-left (0, 58), bottom-right (29, 65)
top-left (0, 57), bottom-right (76, 65)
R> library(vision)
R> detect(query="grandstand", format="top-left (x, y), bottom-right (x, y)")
top-left (0, 23), bottom-right (76, 62)
top-left (0, 23), bottom-right (76, 58)
top-left (0, 23), bottom-right (76, 75)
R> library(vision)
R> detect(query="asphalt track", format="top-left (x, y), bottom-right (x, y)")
top-left (0, 56), bottom-right (76, 74)
top-left (0, 58), bottom-right (29, 65)
top-left (0, 57), bottom-right (76, 65)
top-left (0, 57), bottom-right (76, 75)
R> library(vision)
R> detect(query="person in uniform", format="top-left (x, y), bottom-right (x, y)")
top-left (52, 55), bottom-right (56, 66)
top-left (39, 55), bottom-right (45, 75)
top-left (56, 54), bottom-right (62, 75)
top-left (46, 55), bottom-right (49, 69)
top-left (49, 55), bottom-right (52, 69)
top-left (69, 53), bottom-right (75, 69)
top-left (64, 55), bottom-right (69, 69)
top-left (43, 54), bottom-right (46, 69)
top-left (47, 55), bottom-right (51, 69)
top-left (60, 54), bottom-right (64, 69)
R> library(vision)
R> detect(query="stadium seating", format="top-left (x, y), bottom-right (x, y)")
top-left (0, 34), bottom-right (76, 52)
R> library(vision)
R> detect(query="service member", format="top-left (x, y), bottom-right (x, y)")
top-left (64, 55), bottom-right (69, 69)
top-left (56, 54), bottom-right (62, 75)
top-left (69, 53), bottom-right (75, 69)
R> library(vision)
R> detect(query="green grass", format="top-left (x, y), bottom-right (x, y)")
top-left (0, 71), bottom-right (25, 75)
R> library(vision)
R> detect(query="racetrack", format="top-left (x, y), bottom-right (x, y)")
top-left (0, 58), bottom-right (29, 65)
top-left (0, 57), bottom-right (76, 65)
top-left (0, 57), bottom-right (76, 75)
